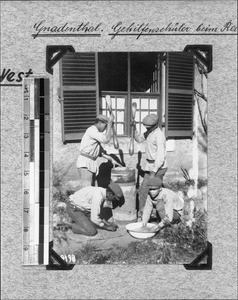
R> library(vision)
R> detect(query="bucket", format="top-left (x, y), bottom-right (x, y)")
top-left (111, 167), bottom-right (137, 222)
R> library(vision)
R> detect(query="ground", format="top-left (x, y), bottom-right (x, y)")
top-left (53, 220), bottom-right (136, 256)
top-left (52, 180), bottom-right (207, 265)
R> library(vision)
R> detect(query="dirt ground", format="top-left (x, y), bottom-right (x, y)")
top-left (53, 219), bottom-right (149, 257)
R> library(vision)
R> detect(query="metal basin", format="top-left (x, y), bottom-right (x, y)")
top-left (125, 222), bottom-right (157, 239)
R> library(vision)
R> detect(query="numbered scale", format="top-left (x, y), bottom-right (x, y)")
top-left (22, 78), bottom-right (50, 265)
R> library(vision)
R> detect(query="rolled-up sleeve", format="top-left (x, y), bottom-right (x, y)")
top-left (142, 196), bottom-right (153, 224)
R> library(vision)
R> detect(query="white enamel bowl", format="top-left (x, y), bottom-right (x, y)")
top-left (125, 222), bottom-right (157, 239)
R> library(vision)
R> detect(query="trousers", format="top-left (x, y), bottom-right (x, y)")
top-left (78, 168), bottom-right (96, 187)
top-left (66, 203), bottom-right (97, 236)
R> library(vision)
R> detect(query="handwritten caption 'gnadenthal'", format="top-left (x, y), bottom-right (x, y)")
top-left (32, 20), bottom-right (237, 39)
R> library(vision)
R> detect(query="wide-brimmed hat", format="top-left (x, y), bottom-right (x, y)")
top-left (108, 182), bottom-right (124, 200)
top-left (142, 114), bottom-right (159, 127)
top-left (147, 177), bottom-right (163, 189)
top-left (96, 114), bottom-right (109, 124)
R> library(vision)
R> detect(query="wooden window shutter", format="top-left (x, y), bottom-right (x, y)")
top-left (165, 52), bottom-right (195, 139)
top-left (59, 52), bottom-right (98, 143)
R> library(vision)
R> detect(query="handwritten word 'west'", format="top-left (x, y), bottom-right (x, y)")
top-left (110, 22), bottom-right (190, 39)
top-left (32, 20), bottom-right (102, 38)
top-left (0, 68), bottom-right (33, 83)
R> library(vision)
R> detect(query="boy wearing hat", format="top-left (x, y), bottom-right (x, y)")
top-left (142, 177), bottom-right (184, 231)
top-left (132, 114), bottom-right (168, 216)
top-left (64, 182), bottom-right (124, 236)
top-left (77, 114), bottom-right (114, 187)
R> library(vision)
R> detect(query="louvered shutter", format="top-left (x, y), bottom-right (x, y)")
top-left (165, 52), bottom-right (195, 139)
top-left (60, 52), bottom-right (98, 142)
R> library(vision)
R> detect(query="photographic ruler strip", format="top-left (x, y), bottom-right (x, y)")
top-left (22, 78), bottom-right (50, 265)
top-left (39, 78), bottom-right (50, 265)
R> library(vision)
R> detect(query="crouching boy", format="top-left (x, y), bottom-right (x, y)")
top-left (142, 178), bottom-right (184, 232)
top-left (66, 182), bottom-right (124, 236)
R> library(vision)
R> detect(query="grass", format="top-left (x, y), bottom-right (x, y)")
top-left (52, 191), bottom-right (73, 229)
top-left (74, 242), bottom-right (99, 264)
top-left (74, 240), bottom-right (161, 264)
top-left (159, 209), bottom-right (207, 253)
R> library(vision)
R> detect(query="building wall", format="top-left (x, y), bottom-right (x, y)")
top-left (52, 57), bottom-right (207, 193)
top-left (193, 60), bottom-right (208, 181)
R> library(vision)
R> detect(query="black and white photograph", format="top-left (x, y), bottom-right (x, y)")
top-left (1, 1), bottom-right (237, 299)
top-left (52, 50), bottom-right (208, 265)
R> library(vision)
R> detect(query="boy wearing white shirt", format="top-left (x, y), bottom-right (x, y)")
top-left (77, 114), bottom-right (114, 187)
top-left (142, 178), bottom-right (184, 232)
top-left (65, 182), bottom-right (124, 236)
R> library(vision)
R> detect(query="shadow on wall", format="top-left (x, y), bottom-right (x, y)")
top-left (97, 149), bottom-right (127, 187)
top-left (97, 160), bottom-right (114, 188)
top-left (97, 160), bottom-right (125, 209)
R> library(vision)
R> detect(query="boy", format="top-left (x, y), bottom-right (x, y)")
top-left (77, 114), bottom-right (114, 186)
top-left (142, 177), bottom-right (184, 232)
top-left (65, 182), bottom-right (124, 236)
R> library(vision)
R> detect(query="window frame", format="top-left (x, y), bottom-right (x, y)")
top-left (59, 51), bottom-right (194, 143)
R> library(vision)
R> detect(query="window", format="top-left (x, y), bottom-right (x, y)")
top-left (59, 52), bottom-right (98, 142)
top-left (99, 52), bottom-right (161, 137)
top-left (165, 52), bottom-right (195, 139)
top-left (101, 92), bottom-right (127, 136)
top-left (131, 93), bottom-right (160, 134)
top-left (59, 51), bottom-right (194, 143)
